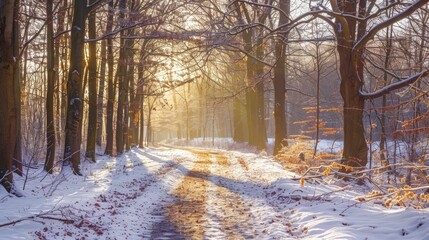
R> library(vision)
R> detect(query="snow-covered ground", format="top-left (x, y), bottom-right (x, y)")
top-left (1, 146), bottom-right (428, 239)
top-left (165, 137), bottom-right (344, 154)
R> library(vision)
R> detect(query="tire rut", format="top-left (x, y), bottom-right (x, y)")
top-left (151, 151), bottom-right (211, 239)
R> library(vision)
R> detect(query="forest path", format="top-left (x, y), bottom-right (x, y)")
top-left (22, 147), bottom-right (305, 239)
top-left (148, 147), bottom-right (299, 239)
top-left (5, 146), bottom-right (427, 240)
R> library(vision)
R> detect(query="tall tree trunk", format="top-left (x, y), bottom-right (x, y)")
top-left (243, 31), bottom-right (256, 147)
top-left (0, 0), bottom-right (18, 192)
top-left (380, 21), bottom-right (393, 162)
top-left (254, 40), bottom-right (267, 150)
top-left (313, 42), bottom-right (321, 158)
top-left (137, 47), bottom-right (144, 148)
top-left (336, 0), bottom-right (368, 169)
top-left (85, 2), bottom-right (97, 163)
top-left (173, 90), bottom-right (181, 139)
top-left (104, 0), bottom-right (114, 155)
top-left (273, 0), bottom-right (290, 155)
top-left (232, 97), bottom-right (245, 142)
top-left (45, 0), bottom-right (55, 173)
top-left (146, 99), bottom-right (152, 146)
top-left (115, 0), bottom-right (127, 154)
top-left (60, 0), bottom-right (71, 149)
top-left (63, 0), bottom-right (87, 175)
top-left (124, 37), bottom-right (134, 150)
top-left (13, 0), bottom-right (22, 176)
top-left (338, 50), bottom-right (368, 168)
top-left (55, 0), bottom-right (66, 147)
top-left (96, 38), bottom-right (106, 147)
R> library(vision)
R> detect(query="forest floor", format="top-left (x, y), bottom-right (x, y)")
top-left (0, 145), bottom-right (428, 239)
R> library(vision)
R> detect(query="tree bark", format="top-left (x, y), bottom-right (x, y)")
top-left (55, 0), bottom-right (66, 147)
top-left (104, 0), bottom-right (114, 156)
top-left (232, 97), bottom-right (245, 142)
top-left (0, 0), bottom-right (18, 192)
top-left (124, 36), bottom-right (135, 150)
top-left (254, 40), bottom-right (267, 150)
top-left (63, 0), bottom-right (88, 175)
top-left (272, 0), bottom-right (290, 155)
top-left (243, 31), bottom-right (256, 147)
top-left (85, 1), bottom-right (97, 163)
top-left (115, 0), bottom-right (127, 154)
top-left (96, 37), bottom-right (106, 147)
top-left (137, 46), bottom-right (145, 148)
top-left (338, 49), bottom-right (368, 168)
top-left (13, 0), bottom-right (22, 176)
top-left (334, 0), bottom-right (369, 169)
top-left (45, 0), bottom-right (55, 173)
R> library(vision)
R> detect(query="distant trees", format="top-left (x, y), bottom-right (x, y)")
top-left (232, 0), bottom-right (428, 167)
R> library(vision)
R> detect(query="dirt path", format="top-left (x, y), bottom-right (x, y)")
top-left (150, 149), bottom-right (278, 239)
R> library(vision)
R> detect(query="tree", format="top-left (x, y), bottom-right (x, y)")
top-left (234, 1), bottom-right (270, 150)
top-left (329, 0), bottom-right (429, 168)
top-left (85, 0), bottom-right (98, 163)
top-left (277, 0), bottom-right (429, 168)
top-left (104, 0), bottom-right (115, 156)
top-left (115, 0), bottom-right (127, 155)
top-left (44, 0), bottom-right (55, 173)
top-left (0, 0), bottom-right (18, 192)
top-left (63, 0), bottom-right (89, 175)
top-left (272, 0), bottom-right (290, 155)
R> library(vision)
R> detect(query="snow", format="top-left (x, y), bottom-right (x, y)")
top-left (1, 145), bottom-right (428, 239)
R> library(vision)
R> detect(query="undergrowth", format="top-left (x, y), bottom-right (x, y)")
top-left (275, 137), bottom-right (429, 209)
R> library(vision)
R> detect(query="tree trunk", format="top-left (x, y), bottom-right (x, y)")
top-left (272, 0), bottom-right (290, 155)
top-left (115, 0), bottom-right (127, 155)
top-left (338, 50), bottom-right (368, 168)
top-left (0, 0), bottom-right (18, 192)
top-left (137, 47), bottom-right (144, 148)
top-left (146, 101), bottom-right (152, 147)
top-left (96, 37), bottom-right (107, 146)
top-left (13, 0), bottom-right (22, 176)
top-left (254, 41), bottom-right (266, 150)
top-left (272, 42), bottom-right (287, 155)
top-left (314, 42), bottom-right (321, 158)
top-left (85, 2), bottom-right (97, 163)
top-left (243, 28), bottom-right (266, 150)
top-left (55, 0), bottom-right (66, 147)
top-left (104, 0), bottom-right (114, 156)
top-left (380, 22), bottom-right (393, 162)
top-left (241, 28), bottom-right (255, 147)
top-left (232, 97), bottom-right (245, 142)
top-left (63, 0), bottom-right (87, 175)
top-left (45, 0), bottom-right (55, 173)
top-left (335, 0), bottom-right (368, 169)
top-left (173, 91), bottom-right (181, 139)
top-left (124, 37), bottom-right (134, 150)
top-left (60, 0), bottom-right (70, 149)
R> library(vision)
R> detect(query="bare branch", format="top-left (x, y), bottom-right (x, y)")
top-left (354, 0), bottom-right (429, 51)
top-left (360, 70), bottom-right (429, 99)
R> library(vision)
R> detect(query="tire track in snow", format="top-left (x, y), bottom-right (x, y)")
top-left (150, 148), bottom-right (302, 239)
top-left (152, 150), bottom-right (211, 239)
top-left (205, 153), bottom-right (258, 239)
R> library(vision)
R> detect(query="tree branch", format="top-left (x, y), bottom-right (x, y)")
top-left (354, 0), bottom-right (429, 51)
top-left (360, 70), bottom-right (429, 99)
